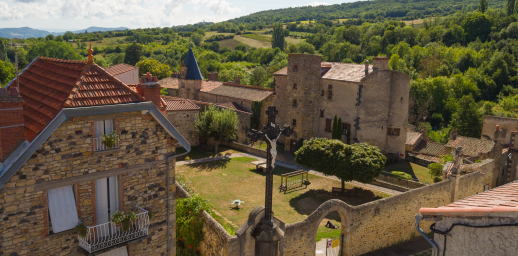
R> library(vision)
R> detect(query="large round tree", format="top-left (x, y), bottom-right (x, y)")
top-left (295, 138), bottom-right (386, 191)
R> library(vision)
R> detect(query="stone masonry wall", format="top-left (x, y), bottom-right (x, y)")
top-left (0, 111), bottom-right (177, 256)
top-left (166, 110), bottom-right (200, 147)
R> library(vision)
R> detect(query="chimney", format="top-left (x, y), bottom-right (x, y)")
top-left (234, 77), bottom-right (240, 84)
top-left (138, 72), bottom-right (165, 114)
top-left (372, 56), bottom-right (389, 71)
top-left (208, 72), bottom-right (219, 82)
top-left (0, 87), bottom-right (25, 162)
top-left (453, 147), bottom-right (463, 169)
top-left (449, 129), bottom-right (458, 141)
top-left (494, 125), bottom-right (502, 140)
top-left (365, 60), bottom-right (369, 75)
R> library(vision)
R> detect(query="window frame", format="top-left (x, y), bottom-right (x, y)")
top-left (325, 119), bottom-right (332, 132)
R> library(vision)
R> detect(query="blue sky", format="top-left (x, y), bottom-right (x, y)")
top-left (0, 0), bottom-right (362, 31)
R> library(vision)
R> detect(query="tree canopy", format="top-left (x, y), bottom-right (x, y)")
top-left (27, 41), bottom-right (81, 61)
top-left (271, 23), bottom-right (286, 50)
top-left (124, 43), bottom-right (142, 66)
top-left (295, 138), bottom-right (386, 185)
top-left (195, 105), bottom-right (239, 153)
top-left (135, 59), bottom-right (172, 79)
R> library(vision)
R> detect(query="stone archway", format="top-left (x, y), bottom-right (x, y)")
top-left (283, 199), bottom-right (353, 256)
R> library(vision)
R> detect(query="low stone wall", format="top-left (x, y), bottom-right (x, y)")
top-left (370, 179), bottom-right (409, 192)
top-left (220, 141), bottom-right (296, 164)
top-left (376, 172), bottom-right (427, 189)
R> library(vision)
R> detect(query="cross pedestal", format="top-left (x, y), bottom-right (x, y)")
top-left (247, 105), bottom-right (293, 256)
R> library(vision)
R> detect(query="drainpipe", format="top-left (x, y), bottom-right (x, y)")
top-left (167, 150), bottom-right (189, 256)
top-left (415, 214), bottom-right (439, 256)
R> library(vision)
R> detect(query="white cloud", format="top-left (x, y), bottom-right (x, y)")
top-left (307, 2), bottom-right (330, 6)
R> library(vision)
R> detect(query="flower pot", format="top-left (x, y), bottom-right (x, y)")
top-left (105, 141), bottom-right (114, 149)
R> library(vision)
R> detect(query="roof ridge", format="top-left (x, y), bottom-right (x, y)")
top-left (64, 64), bottom-right (94, 107)
top-left (39, 56), bottom-right (87, 64)
top-left (221, 82), bottom-right (274, 91)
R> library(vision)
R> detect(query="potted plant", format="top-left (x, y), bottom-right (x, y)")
top-left (111, 211), bottom-right (125, 227)
top-left (144, 207), bottom-right (154, 220)
top-left (75, 222), bottom-right (88, 238)
top-left (101, 130), bottom-right (119, 149)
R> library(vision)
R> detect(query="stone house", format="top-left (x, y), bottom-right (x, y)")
top-left (102, 63), bottom-right (139, 85)
top-left (481, 115), bottom-right (518, 146)
top-left (0, 50), bottom-right (190, 255)
top-left (162, 97), bottom-right (200, 147)
top-left (159, 48), bottom-right (274, 144)
top-left (405, 130), bottom-right (426, 153)
top-left (418, 180), bottom-right (518, 256)
top-left (273, 54), bottom-right (411, 154)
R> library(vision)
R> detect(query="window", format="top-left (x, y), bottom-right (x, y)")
top-left (176, 91), bottom-right (179, 96)
top-left (293, 65), bottom-right (298, 72)
top-left (293, 99), bottom-right (297, 107)
top-left (96, 176), bottom-right (120, 225)
top-left (387, 128), bottom-right (401, 136)
top-left (292, 119), bottom-right (296, 126)
top-left (293, 83), bottom-right (297, 89)
top-left (325, 119), bottom-right (332, 132)
top-left (94, 120), bottom-right (117, 151)
top-left (321, 90), bottom-right (324, 96)
top-left (320, 110), bottom-right (324, 118)
top-left (328, 85), bottom-right (332, 90)
top-left (502, 129), bottom-right (507, 138)
top-left (47, 185), bottom-right (79, 233)
top-left (342, 123), bottom-right (351, 134)
top-left (328, 90), bottom-right (332, 100)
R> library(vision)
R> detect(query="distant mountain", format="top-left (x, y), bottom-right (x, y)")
top-left (72, 27), bottom-right (129, 34)
top-left (0, 26), bottom-right (129, 39)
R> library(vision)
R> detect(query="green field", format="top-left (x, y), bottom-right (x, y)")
top-left (383, 161), bottom-right (433, 184)
top-left (204, 31), bottom-right (235, 38)
top-left (241, 33), bottom-right (271, 43)
top-left (219, 39), bottom-right (247, 50)
top-left (71, 36), bottom-right (127, 49)
top-left (234, 35), bottom-right (271, 48)
top-left (177, 157), bottom-right (390, 226)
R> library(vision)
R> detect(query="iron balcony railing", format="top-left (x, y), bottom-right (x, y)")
top-left (93, 135), bottom-right (120, 152)
top-left (78, 206), bottom-right (150, 253)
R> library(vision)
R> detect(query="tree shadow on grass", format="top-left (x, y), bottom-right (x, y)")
top-left (288, 188), bottom-right (385, 220)
top-left (187, 158), bottom-right (231, 172)
top-left (384, 161), bottom-right (418, 179)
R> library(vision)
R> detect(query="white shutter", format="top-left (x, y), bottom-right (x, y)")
top-left (47, 185), bottom-right (79, 233)
top-left (104, 119), bottom-right (114, 134)
top-left (98, 246), bottom-right (129, 256)
top-left (108, 176), bottom-right (119, 216)
top-left (95, 120), bottom-right (105, 138)
top-left (96, 178), bottom-right (109, 224)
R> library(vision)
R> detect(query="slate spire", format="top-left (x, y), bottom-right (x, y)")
top-left (184, 48), bottom-right (203, 80)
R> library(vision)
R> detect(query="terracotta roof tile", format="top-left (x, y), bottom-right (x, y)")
top-left (202, 83), bottom-right (273, 101)
top-left (420, 180), bottom-right (518, 215)
top-left (164, 98), bottom-right (200, 111)
top-left (445, 136), bottom-right (495, 157)
top-left (215, 102), bottom-right (250, 113)
top-left (158, 77), bottom-right (180, 89)
top-left (8, 57), bottom-right (144, 142)
top-left (274, 62), bottom-right (373, 82)
top-left (413, 141), bottom-right (447, 157)
top-left (102, 63), bottom-right (138, 76)
top-left (274, 67), bottom-right (288, 75)
top-left (408, 153), bottom-right (441, 163)
top-left (200, 80), bottom-right (224, 92)
top-left (406, 132), bottom-right (423, 146)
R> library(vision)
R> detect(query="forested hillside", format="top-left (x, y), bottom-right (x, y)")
top-left (1, 0), bottom-right (518, 143)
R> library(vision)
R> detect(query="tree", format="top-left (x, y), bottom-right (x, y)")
top-left (195, 105), bottom-right (239, 153)
top-left (450, 94), bottom-right (482, 138)
top-left (45, 34), bottom-right (54, 41)
top-left (124, 43), bottom-right (142, 66)
top-left (428, 163), bottom-right (443, 183)
top-left (135, 59), bottom-right (172, 80)
top-left (209, 42), bottom-right (220, 52)
top-left (479, 0), bottom-right (488, 13)
top-left (271, 23), bottom-right (286, 50)
top-left (0, 60), bottom-right (15, 86)
top-left (509, 0), bottom-right (516, 15)
top-left (190, 33), bottom-right (203, 46)
top-left (27, 41), bottom-right (82, 61)
top-left (295, 138), bottom-right (386, 191)
top-left (462, 12), bottom-right (491, 42)
top-left (234, 44), bottom-right (247, 52)
top-left (332, 115), bottom-right (339, 139)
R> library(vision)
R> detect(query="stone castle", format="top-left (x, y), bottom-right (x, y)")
top-left (161, 51), bottom-right (411, 155)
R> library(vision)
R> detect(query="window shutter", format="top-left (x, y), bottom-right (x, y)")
top-left (47, 185), bottom-right (79, 233)
top-left (95, 120), bottom-right (105, 138)
top-left (396, 128), bottom-right (401, 136)
top-left (325, 119), bottom-right (332, 132)
top-left (108, 176), bottom-right (119, 218)
top-left (104, 120), bottom-right (114, 134)
top-left (95, 178), bottom-right (109, 224)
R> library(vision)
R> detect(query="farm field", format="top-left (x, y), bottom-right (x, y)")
top-left (71, 36), bottom-right (127, 48)
top-left (204, 31), bottom-right (235, 38)
top-left (234, 35), bottom-right (271, 48)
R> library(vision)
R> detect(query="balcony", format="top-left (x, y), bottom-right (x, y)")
top-left (78, 206), bottom-right (150, 253)
top-left (93, 135), bottom-right (120, 152)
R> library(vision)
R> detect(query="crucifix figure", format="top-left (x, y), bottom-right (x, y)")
top-left (247, 105), bottom-right (293, 255)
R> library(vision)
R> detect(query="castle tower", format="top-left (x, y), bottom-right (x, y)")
top-left (178, 48), bottom-right (203, 100)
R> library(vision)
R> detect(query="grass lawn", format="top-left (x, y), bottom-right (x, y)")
top-left (234, 35), bottom-right (271, 48)
top-left (175, 146), bottom-right (237, 161)
top-left (384, 161), bottom-right (433, 184)
top-left (177, 157), bottom-right (390, 227)
top-left (316, 222), bottom-right (341, 242)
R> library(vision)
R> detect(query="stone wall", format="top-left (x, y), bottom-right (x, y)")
top-left (166, 110), bottom-right (200, 147)
top-left (0, 111), bottom-right (177, 256)
top-left (481, 115), bottom-right (518, 146)
top-left (433, 215), bottom-right (518, 255)
top-left (376, 173), bottom-right (427, 189)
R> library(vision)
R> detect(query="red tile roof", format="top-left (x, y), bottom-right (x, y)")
top-left (158, 77), bottom-right (180, 89)
top-left (9, 57), bottom-right (144, 142)
top-left (445, 136), bottom-right (495, 157)
top-left (200, 80), bottom-right (224, 92)
top-left (420, 180), bottom-right (518, 215)
top-left (413, 141), bottom-right (447, 157)
top-left (273, 63), bottom-right (373, 82)
top-left (164, 98), bottom-right (200, 111)
top-left (102, 63), bottom-right (138, 76)
top-left (202, 83), bottom-right (273, 101)
top-left (406, 132), bottom-right (423, 146)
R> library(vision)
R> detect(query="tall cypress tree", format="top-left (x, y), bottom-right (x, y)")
top-left (479, 0), bottom-right (488, 13)
top-left (337, 117), bottom-right (343, 141)
top-left (508, 0), bottom-right (516, 15)
top-left (271, 23), bottom-right (286, 50)
top-left (332, 115), bottom-right (338, 139)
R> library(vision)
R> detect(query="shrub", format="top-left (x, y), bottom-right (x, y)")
top-left (391, 171), bottom-right (412, 180)
top-left (176, 195), bottom-right (213, 254)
